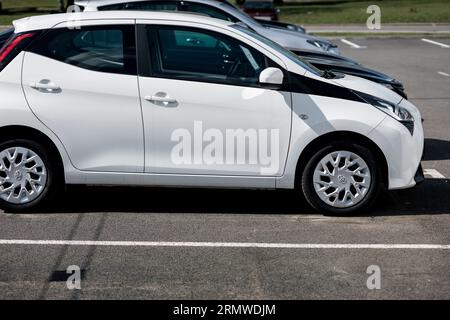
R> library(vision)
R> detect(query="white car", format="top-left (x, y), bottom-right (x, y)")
top-left (0, 11), bottom-right (424, 214)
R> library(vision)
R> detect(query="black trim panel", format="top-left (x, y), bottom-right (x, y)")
top-left (288, 71), bottom-right (365, 103)
top-left (414, 164), bottom-right (425, 184)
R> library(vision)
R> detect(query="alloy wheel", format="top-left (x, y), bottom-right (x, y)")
top-left (313, 150), bottom-right (371, 208)
top-left (0, 147), bottom-right (47, 204)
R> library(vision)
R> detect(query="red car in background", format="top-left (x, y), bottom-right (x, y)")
top-left (242, 0), bottom-right (279, 21)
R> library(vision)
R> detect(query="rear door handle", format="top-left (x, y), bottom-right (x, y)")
top-left (30, 80), bottom-right (61, 93)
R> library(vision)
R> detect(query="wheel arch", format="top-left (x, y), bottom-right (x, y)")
top-left (0, 125), bottom-right (65, 183)
top-left (294, 130), bottom-right (388, 188)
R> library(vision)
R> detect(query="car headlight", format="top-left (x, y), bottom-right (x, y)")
top-left (356, 92), bottom-right (415, 134)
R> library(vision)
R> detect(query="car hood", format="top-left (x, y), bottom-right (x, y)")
top-left (294, 50), bottom-right (360, 65)
top-left (331, 74), bottom-right (404, 104)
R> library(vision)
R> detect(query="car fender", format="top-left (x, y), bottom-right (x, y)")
top-left (277, 93), bottom-right (387, 188)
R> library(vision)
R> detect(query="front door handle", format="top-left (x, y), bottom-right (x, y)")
top-left (30, 80), bottom-right (61, 93)
top-left (145, 93), bottom-right (177, 104)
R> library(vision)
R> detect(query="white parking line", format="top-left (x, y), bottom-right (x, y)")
top-left (424, 169), bottom-right (446, 179)
top-left (438, 71), bottom-right (450, 77)
top-left (0, 239), bottom-right (448, 249)
top-left (340, 39), bottom-right (366, 49)
top-left (421, 38), bottom-right (450, 48)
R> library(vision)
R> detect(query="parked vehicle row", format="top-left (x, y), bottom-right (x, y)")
top-left (77, 0), bottom-right (340, 54)
top-left (0, 11), bottom-right (424, 214)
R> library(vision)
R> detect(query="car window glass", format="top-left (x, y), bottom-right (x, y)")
top-left (149, 26), bottom-right (267, 86)
top-left (28, 26), bottom-right (136, 75)
top-left (232, 24), bottom-right (322, 76)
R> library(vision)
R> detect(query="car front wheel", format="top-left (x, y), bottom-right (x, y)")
top-left (301, 142), bottom-right (381, 215)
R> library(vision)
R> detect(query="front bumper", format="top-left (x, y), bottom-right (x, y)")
top-left (368, 103), bottom-right (424, 190)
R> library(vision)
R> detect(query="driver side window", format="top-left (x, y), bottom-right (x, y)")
top-left (148, 26), bottom-right (268, 86)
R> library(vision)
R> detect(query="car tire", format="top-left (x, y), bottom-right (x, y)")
top-left (0, 139), bottom-right (61, 213)
top-left (301, 141), bottom-right (381, 215)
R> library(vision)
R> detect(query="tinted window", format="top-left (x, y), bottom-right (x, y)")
top-left (28, 25), bottom-right (136, 75)
top-left (99, 1), bottom-right (178, 11)
top-left (148, 26), bottom-right (267, 86)
top-left (180, 2), bottom-right (237, 22)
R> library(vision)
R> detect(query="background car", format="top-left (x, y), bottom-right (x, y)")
top-left (256, 18), bottom-right (306, 34)
top-left (242, 0), bottom-right (279, 21)
top-left (292, 50), bottom-right (407, 98)
top-left (76, 0), bottom-right (340, 54)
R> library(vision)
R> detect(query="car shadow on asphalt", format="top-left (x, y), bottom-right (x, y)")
top-left (423, 138), bottom-right (450, 161)
top-left (44, 178), bottom-right (450, 217)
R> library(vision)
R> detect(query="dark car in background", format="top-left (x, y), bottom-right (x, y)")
top-left (242, 0), bottom-right (279, 21)
top-left (292, 49), bottom-right (407, 99)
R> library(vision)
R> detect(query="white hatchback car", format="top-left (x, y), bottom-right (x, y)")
top-left (0, 11), bottom-right (424, 214)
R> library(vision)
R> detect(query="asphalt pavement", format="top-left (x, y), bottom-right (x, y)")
top-left (0, 37), bottom-right (449, 300)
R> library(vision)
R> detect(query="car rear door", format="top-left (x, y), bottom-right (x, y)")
top-left (21, 20), bottom-right (144, 173)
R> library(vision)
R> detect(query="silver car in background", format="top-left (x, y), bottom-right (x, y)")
top-left (76, 0), bottom-right (340, 54)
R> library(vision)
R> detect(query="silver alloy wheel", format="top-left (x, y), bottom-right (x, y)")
top-left (313, 150), bottom-right (371, 208)
top-left (0, 147), bottom-right (47, 204)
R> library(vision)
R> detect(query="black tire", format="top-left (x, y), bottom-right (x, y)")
top-left (0, 139), bottom-right (61, 213)
top-left (301, 141), bottom-right (382, 215)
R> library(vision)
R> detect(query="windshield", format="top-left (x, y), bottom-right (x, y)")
top-left (232, 24), bottom-right (322, 76)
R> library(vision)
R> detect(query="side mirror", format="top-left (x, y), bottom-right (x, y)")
top-left (259, 67), bottom-right (284, 87)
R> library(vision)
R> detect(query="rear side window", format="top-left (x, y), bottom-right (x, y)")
top-left (98, 1), bottom-right (178, 11)
top-left (27, 25), bottom-right (137, 75)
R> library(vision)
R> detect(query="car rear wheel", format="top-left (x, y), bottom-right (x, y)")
top-left (0, 139), bottom-right (59, 212)
top-left (301, 141), bottom-right (381, 215)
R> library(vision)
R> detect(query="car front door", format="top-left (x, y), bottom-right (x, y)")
top-left (137, 23), bottom-right (291, 177)
top-left (21, 21), bottom-right (144, 172)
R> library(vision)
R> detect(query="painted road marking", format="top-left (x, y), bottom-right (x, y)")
top-left (0, 240), bottom-right (448, 249)
top-left (438, 71), bottom-right (450, 77)
top-left (340, 39), bottom-right (366, 49)
top-left (421, 38), bottom-right (450, 48)
top-left (424, 169), bottom-right (446, 179)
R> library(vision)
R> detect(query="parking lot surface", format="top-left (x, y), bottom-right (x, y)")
top-left (0, 37), bottom-right (449, 299)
